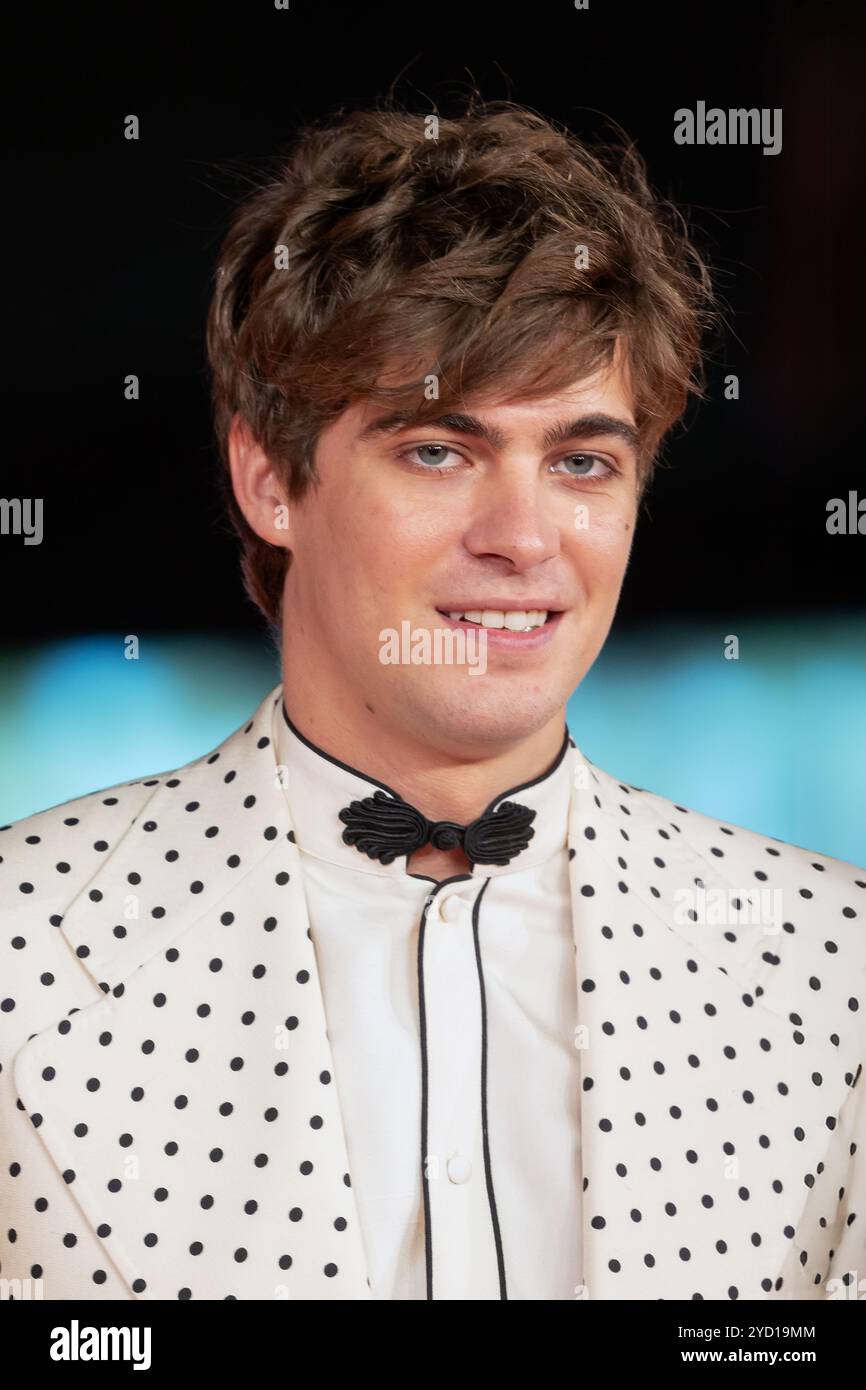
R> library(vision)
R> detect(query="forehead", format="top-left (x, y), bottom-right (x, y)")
top-left (343, 355), bottom-right (637, 446)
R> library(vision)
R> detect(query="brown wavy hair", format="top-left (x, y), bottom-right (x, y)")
top-left (206, 97), bottom-right (715, 629)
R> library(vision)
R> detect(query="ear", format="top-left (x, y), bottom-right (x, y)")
top-left (227, 413), bottom-right (293, 549)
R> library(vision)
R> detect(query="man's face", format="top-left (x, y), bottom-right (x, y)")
top-left (281, 359), bottom-right (640, 752)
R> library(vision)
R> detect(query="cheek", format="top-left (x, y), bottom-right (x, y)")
top-left (299, 483), bottom-right (388, 566)
top-left (302, 486), bottom-right (438, 619)
top-left (368, 495), bottom-right (453, 582)
top-left (566, 513), bottom-right (635, 594)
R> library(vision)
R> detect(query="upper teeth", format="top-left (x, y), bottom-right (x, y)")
top-left (446, 609), bottom-right (548, 630)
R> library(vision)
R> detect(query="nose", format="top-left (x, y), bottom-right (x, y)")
top-left (461, 464), bottom-right (561, 572)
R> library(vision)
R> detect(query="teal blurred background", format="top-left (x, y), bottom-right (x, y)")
top-left (2, 614), bottom-right (864, 867)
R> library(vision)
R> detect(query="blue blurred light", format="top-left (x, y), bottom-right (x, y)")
top-left (1, 618), bottom-right (863, 866)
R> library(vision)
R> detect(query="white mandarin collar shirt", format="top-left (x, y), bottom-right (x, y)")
top-left (273, 699), bottom-right (583, 1300)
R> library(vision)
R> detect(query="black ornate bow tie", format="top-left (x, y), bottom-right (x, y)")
top-left (338, 790), bottom-right (536, 867)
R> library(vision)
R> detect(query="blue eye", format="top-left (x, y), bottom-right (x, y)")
top-left (399, 443), bottom-right (462, 470)
top-left (413, 445), bottom-right (453, 467)
top-left (396, 444), bottom-right (619, 481)
top-left (555, 453), bottom-right (612, 479)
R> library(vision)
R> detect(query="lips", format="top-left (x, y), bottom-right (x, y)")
top-left (434, 603), bottom-right (563, 613)
top-left (435, 605), bottom-right (562, 625)
top-left (435, 608), bottom-right (564, 649)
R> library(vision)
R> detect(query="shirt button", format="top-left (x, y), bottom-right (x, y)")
top-left (438, 895), bottom-right (466, 923)
top-left (447, 1155), bottom-right (472, 1184)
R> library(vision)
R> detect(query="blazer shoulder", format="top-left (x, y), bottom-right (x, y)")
top-left (631, 777), bottom-right (865, 885)
top-left (0, 768), bottom-right (174, 925)
top-left (584, 761), bottom-right (866, 1052)
top-left (585, 756), bottom-right (866, 884)
top-left (0, 684), bottom-right (283, 925)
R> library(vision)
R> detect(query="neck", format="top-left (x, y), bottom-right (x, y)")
top-left (280, 676), bottom-right (568, 829)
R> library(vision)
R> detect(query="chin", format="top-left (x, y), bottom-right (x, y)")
top-left (395, 675), bottom-right (569, 750)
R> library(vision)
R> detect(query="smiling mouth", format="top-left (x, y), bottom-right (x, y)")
top-left (435, 608), bottom-right (562, 632)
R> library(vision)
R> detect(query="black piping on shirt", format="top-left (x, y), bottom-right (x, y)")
top-left (417, 888), bottom-right (435, 1300)
top-left (417, 875), bottom-right (506, 1300)
top-left (471, 876), bottom-right (507, 1299)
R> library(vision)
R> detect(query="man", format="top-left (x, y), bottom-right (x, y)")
top-left (2, 101), bottom-right (864, 1303)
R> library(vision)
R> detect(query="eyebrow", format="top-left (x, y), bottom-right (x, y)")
top-left (356, 409), bottom-right (640, 456)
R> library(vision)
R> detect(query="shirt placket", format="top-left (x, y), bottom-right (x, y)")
top-left (418, 876), bottom-right (506, 1300)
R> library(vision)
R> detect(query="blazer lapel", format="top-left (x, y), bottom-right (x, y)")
top-left (566, 745), bottom-right (855, 1300)
top-left (13, 687), bottom-right (373, 1300)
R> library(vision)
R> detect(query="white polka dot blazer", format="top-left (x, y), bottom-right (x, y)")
top-left (2, 683), bottom-right (865, 1300)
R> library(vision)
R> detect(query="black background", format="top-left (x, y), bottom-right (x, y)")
top-left (4, 0), bottom-right (864, 642)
